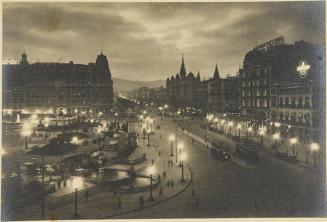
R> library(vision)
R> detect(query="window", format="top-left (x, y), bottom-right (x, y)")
top-left (291, 97), bottom-right (296, 106)
top-left (271, 96), bottom-right (276, 107)
top-left (298, 97), bottom-right (303, 107)
top-left (279, 97), bottom-right (283, 106)
top-left (285, 97), bottom-right (289, 107)
top-left (305, 96), bottom-right (310, 107)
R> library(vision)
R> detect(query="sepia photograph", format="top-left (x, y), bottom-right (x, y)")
top-left (1, 1), bottom-right (326, 221)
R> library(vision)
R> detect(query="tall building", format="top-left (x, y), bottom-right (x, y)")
top-left (207, 64), bottom-right (222, 112)
top-left (166, 55), bottom-right (201, 109)
top-left (2, 52), bottom-right (114, 116)
top-left (239, 37), bottom-right (325, 143)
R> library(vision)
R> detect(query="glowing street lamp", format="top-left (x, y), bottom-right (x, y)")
top-left (273, 133), bottom-right (280, 153)
top-left (147, 129), bottom-right (151, 146)
top-left (259, 129), bottom-right (265, 146)
top-left (178, 142), bottom-right (184, 167)
top-left (22, 122), bottom-right (33, 150)
top-left (236, 123), bottom-right (242, 138)
top-left (228, 121), bottom-right (233, 135)
top-left (290, 138), bottom-right (298, 155)
top-left (221, 119), bottom-right (226, 133)
top-left (274, 122), bottom-right (281, 128)
top-left (169, 135), bottom-right (175, 156)
top-left (147, 166), bottom-right (156, 201)
top-left (214, 118), bottom-right (219, 130)
top-left (247, 126), bottom-right (253, 139)
top-left (180, 153), bottom-right (187, 183)
top-left (142, 124), bottom-right (146, 139)
top-left (310, 143), bottom-right (319, 167)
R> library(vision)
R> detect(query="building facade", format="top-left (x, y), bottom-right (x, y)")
top-left (239, 37), bottom-right (325, 143)
top-left (2, 52), bottom-right (114, 116)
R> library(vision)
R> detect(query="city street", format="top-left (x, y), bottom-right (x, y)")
top-left (114, 116), bottom-right (325, 218)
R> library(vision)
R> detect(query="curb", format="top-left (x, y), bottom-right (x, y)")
top-left (98, 164), bottom-right (193, 219)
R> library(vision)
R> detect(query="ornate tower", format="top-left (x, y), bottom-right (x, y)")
top-left (179, 54), bottom-right (187, 79)
top-left (20, 51), bottom-right (28, 65)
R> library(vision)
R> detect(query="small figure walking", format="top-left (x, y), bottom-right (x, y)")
top-left (139, 195), bottom-right (144, 208)
top-left (151, 159), bottom-right (154, 165)
top-left (159, 186), bottom-right (163, 198)
top-left (163, 171), bottom-right (166, 179)
top-left (85, 189), bottom-right (89, 202)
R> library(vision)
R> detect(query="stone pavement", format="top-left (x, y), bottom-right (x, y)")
top-left (7, 119), bottom-right (192, 221)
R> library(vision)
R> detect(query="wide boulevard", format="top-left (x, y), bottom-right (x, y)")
top-left (115, 115), bottom-right (325, 218)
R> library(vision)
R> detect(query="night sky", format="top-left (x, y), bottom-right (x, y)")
top-left (3, 2), bottom-right (325, 81)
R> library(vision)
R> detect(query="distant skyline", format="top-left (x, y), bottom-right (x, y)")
top-left (3, 2), bottom-right (325, 81)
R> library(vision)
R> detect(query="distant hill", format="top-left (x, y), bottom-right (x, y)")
top-left (113, 77), bottom-right (165, 94)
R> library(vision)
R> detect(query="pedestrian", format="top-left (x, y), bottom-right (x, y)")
top-left (158, 150), bottom-right (161, 156)
top-left (118, 197), bottom-right (121, 209)
top-left (163, 171), bottom-right (166, 179)
top-left (139, 195), bottom-right (144, 208)
top-left (85, 189), bottom-right (89, 202)
top-left (168, 160), bottom-right (170, 167)
top-left (157, 174), bottom-right (161, 181)
top-left (151, 159), bottom-right (154, 165)
top-left (159, 186), bottom-right (163, 198)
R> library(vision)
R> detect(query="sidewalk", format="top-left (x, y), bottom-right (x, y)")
top-left (7, 120), bottom-right (192, 221)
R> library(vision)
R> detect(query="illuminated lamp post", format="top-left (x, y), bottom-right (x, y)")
top-left (178, 142), bottom-right (184, 167)
top-left (290, 138), bottom-right (298, 156)
top-left (273, 133), bottom-right (280, 153)
top-left (147, 166), bottom-right (155, 201)
top-left (149, 118), bottom-right (154, 132)
top-left (310, 143), bottom-right (319, 167)
top-left (248, 127), bottom-right (253, 140)
top-left (180, 153), bottom-right (187, 183)
top-left (142, 124), bottom-right (146, 139)
top-left (259, 129), bottom-right (265, 147)
top-left (22, 123), bottom-right (33, 151)
top-left (221, 119), bottom-right (226, 134)
top-left (236, 123), bottom-right (242, 138)
top-left (139, 115), bottom-right (144, 126)
top-left (228, 121), bottom-right (233, 136)
top-left (214, 118), bottom-right (218, 130)
top-left (147, 129), bottom-right (151, 146)
top-left (169, 135), bottom-right (174, 156)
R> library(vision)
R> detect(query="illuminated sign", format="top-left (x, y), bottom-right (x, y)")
top-left (254, 36), bottom-right (285, 51)
top-left (297, 60), bottom-right (310, 78)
